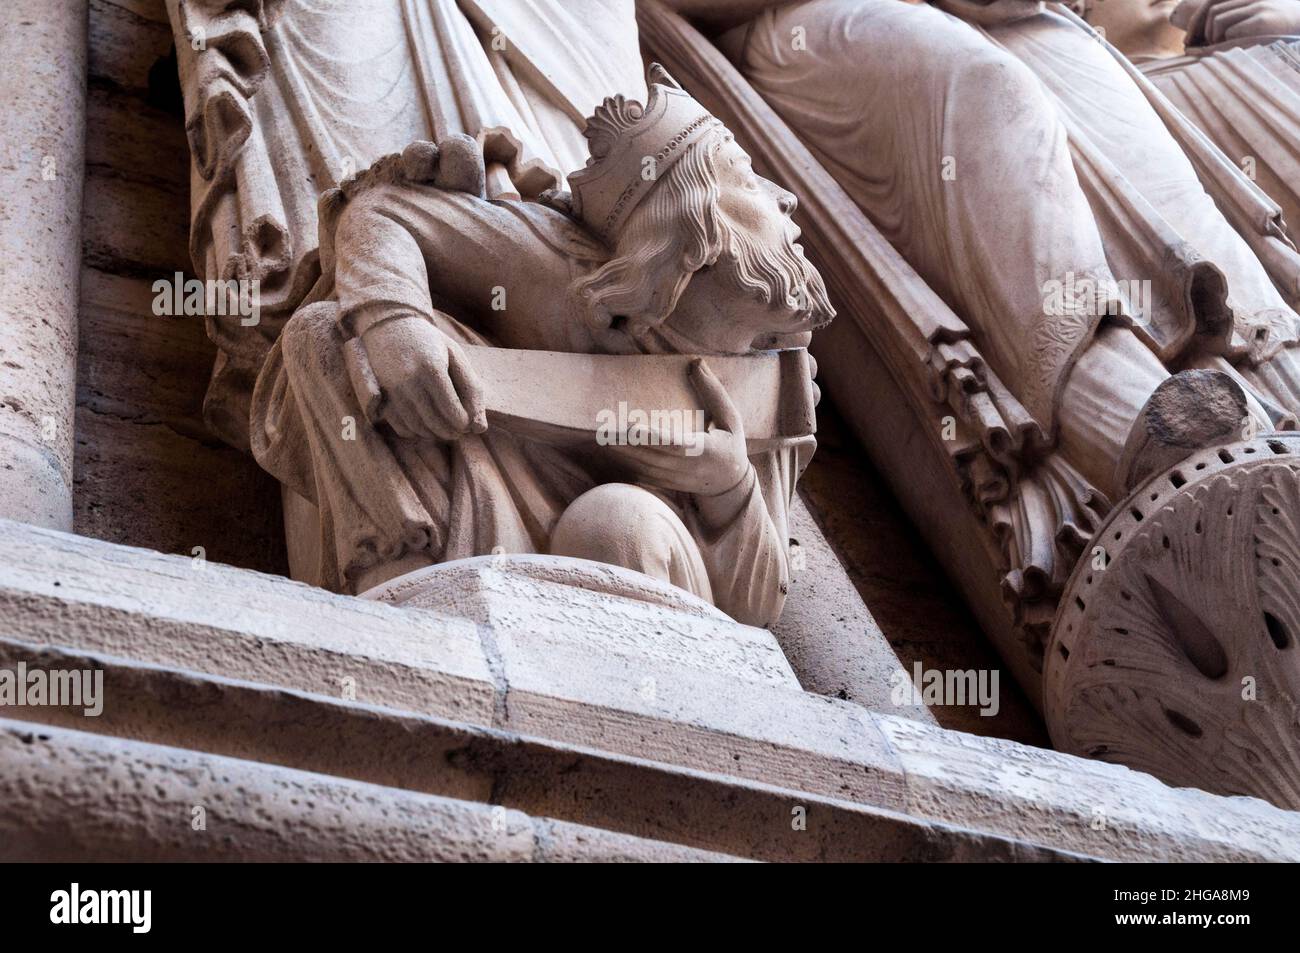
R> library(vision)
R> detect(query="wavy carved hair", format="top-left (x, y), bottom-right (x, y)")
top-left (571, 129), bottom-right (729, 339)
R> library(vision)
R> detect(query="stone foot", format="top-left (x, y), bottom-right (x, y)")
top-left (1116, 368), bottom-right (1253, 494)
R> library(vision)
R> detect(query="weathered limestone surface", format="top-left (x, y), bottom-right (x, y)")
top-left (0, 704), bottom-right (1074, 862)
top-left (812, 308), bottom-right (1049, 709)
top-left (75, 268), bottom-right (286, 569)
top-left (1048, 434), bottom-right (1300, 809)
top-left (0, 0), bottom-right (88, 529)
top-left (73, 0), bottom-right (286, 573)
top-left (87, 0), bottom-right (175, 94)
top-left (0, 517), bottom-right (494, 726)
top-left (365, 555), bottom-right (802, 690)
top-left (771, 493), bottom-right (934, 723)
top-left (4, 518), bottom-right (1299, 862)
top-left (0, 719), bottom-right (743, 862)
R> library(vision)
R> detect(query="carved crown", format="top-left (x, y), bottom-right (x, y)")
top-left (568, 64), bottom-right (723, 244)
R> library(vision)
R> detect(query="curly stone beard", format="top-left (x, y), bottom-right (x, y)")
top-left (718, 215), bottom-right (835, 334)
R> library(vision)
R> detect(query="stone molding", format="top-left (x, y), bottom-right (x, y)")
top-left (3, 518), bottom-right (1299, 861)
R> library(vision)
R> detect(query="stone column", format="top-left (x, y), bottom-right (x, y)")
top-left (0, 0), bottom-right (87, 529)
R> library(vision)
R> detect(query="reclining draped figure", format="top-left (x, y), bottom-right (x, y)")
top-left (644, 0), bottom-right (1300, 807)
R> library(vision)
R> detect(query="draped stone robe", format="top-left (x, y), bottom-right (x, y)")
top-left (711, 0), bottom-right (1300, 617)
top-left (1141, 38), bottom-right (1300, 260)
top-left (171, 0), bottom-right (806, 625)
top-left (250, 182), bottom-right (807, 627)
top-left (727, 0), bottom-right (1300, 440)
top-left (167, 0), bottom-right (647, 446)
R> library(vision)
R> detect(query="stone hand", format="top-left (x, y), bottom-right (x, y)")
top-left (603, 358), bottom-right (752, 497)
top-left (1183, 0), bottom-right (1300, 43)
top-left (362, 316), bottom-right (488, 441)
top-left (397, 135), bottom-right (488, 197)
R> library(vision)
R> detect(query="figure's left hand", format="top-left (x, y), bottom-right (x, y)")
top-left (1187, 0), bottom-right (1300, 44)
top-left (399, 134), bottom-right (488, 197)
top-left (603, 358), bottom-right (752, 497)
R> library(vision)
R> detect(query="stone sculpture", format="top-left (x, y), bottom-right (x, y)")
top-left (164, 0), bottom-right (648, 448)
top-left (1083, 0), bottom-right (1300, 243)
top-left (164, 0), bottom-right (833, 630)
top-left (251, 66), bottom-right (833, 628)
top-left (19, 0), bottom-right (1300, 865)
top-left (646, 0), bottom-right (1300, 806)
top-left (164, 0), bottom-right (1300, 806)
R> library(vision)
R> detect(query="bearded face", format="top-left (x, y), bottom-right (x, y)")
top-left (570, 129), bottom-right (834, 353)
top-left (710, 135), bottom-right (835, 346)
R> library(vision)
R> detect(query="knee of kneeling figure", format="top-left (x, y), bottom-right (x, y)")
top-left (551, 484), bottom-right (676, 565)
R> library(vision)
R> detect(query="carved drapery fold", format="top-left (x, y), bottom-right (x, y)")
top-left (164, 0), bottom-right (646, 447)
top-left (1054, 6), bottom-right (1300, 323)
top-left (1142, 39), bottom-right (1300, 306)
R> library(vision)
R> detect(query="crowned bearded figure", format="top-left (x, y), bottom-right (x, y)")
top-left (249, 65), bottom-right (835, 628)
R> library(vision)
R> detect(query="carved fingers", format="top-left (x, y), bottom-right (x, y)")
top-left (1203, 0), bottom-right (1257, 40)
top-left (396, 135), bottom-right (489, 197)
top-left (433, 134), bottom-right (487, 198)
top-left (405, 338), bottom-right (487, 441)
top-left (361, 316), bottom-right (488, 442)
top-left (1194, 0), bottom-right (1297, 42)
top-left (399, 140), bottom-right (440, 182)
top-left (445, 344), bottom-right (488, 432)
top-left (1230, 0), bottom-right (1300, 38)
top-left (601, 360), bottom-right (752, 497)
top-left (690, 358), bottom-right (744, 440)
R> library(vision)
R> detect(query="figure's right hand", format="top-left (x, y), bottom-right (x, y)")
top-left (361, 316), bottom-right (488, 441)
